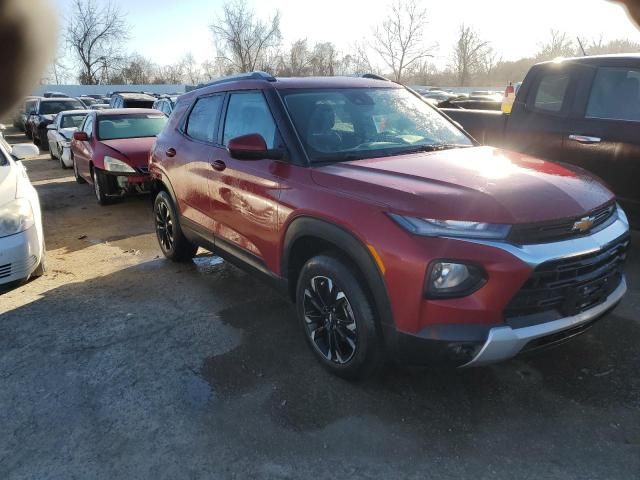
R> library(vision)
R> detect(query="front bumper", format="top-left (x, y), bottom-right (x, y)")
top-left (0, 227), bottom-right (42, 286)
top-left (462, 276), bottom-right (626, 367)
top-left (385, 210), bottom-right (630, 367)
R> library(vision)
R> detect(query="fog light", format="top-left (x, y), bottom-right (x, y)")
top-left (426, 261), bottom-right (486, 298)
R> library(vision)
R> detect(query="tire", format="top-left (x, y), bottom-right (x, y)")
top-left (92, 167), bottom-right (116, 205)
top-left (25, 127), bottom-right (32, 139)
top-left (32, 244), bottom-right (47, 278)
top-left (296, 254), bottom-right (382, 379)
top-left (38, 129), bottom-right (49, 150)
top-left (154, 191), bottom-right (198, 262)
top-left (59, 150), bottom-right (68, 169)
top-left (72, 153), bottom-right (86, 184)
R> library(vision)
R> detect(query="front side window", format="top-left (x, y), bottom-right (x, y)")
top-left (185, 95), bottom-right (223, 143)
top-left (223, 92), bottom-right (277, 148)
top-left (281, 87), bottom-right (472, 163)
top-left (82, 116), bottom-right (93, 136)
top-left (97, 114), bottom-right (167, 140)
top-left (532, 73), bottom-right (570, 113)
top-left (586, 67), bottom-right (640, 122)
top-left (40, 101), bottom-right (85, 115)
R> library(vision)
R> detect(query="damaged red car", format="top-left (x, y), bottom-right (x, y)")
top-left (71, 109), bottom-right (167, 205)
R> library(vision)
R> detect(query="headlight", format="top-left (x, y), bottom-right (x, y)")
top-left (104, 156), bottom-right (135, 173)
top-left (426, 261), bottom-right (486, 298)
top-left (616, 203), bottom-right (628, 225)
top-left (389, 214), bottom-right (511, 240)
top-left (62, 141), bottom-right (71, 148)
top-left (0, 198), bottom-right (35, 238)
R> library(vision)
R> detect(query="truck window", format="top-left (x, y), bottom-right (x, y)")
top-left (586, 67), bottom-right (640, 122)
top-left (532, 72), bottom-right (570, 113)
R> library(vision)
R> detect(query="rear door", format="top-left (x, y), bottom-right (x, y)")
top-left (171, 93), bottom-right (224, 231)
top-left (563, 62), bottom-right (640, 218)
top-left (504, 65), bottom-right (578, 161)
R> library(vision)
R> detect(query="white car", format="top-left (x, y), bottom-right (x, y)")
top-left (46, 110), bottom-right (87, 168)
top-left (0, 127), bottom-right (46, 288)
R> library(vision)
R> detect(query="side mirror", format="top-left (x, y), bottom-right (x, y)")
top-left (11, 143), bottom-right (40, 160)
top-left (227, 133), bottom-right (283, 161)
top-left (47, 124), bottom-right (57, 130)
top-left (73, 131), bottom-right (89, 141)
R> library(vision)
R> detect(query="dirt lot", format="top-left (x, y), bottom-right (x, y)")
top-left (1, 126), bottom-right (639, 479)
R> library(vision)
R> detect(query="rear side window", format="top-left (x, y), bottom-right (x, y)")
top-left (586, 67), bottom-right (640, 122)
top-left (185, 95), bottom-right (223, 143)
top-left (532, 72), bottom-right (570, 113)
top-left (223, 92), bottom-right (277, 148)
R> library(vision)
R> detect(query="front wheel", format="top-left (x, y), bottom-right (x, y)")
top-left (154, 191), bottom-right (198, 262)
top-left (296, 254), bottom-right (382, 379)
top-left (92, 167), bottom-right (116, 205)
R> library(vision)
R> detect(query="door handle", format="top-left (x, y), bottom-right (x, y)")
top-left (568, 134), bottom-right (601, 144)
top-left (211, 160), bottom-right (226, 171)
top-left (166, 147), bottom-right (176, 157)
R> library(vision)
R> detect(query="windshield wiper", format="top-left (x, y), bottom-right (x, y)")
top-left (396, 144), bottom-right (473, 155)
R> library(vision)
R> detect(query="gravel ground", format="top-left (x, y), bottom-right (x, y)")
top-left (1, 127), bottom-right (639, 479)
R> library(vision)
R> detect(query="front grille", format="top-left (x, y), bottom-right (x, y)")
top-left (508, 203), bottom-right (616, 245)
top-left (505, 235), bottom-right (629, 323)
top-left (0, 263), bottom-right (11, 279)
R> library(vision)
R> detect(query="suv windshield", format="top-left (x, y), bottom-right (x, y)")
top-left (281, 87), bottom-right (473, 163)
top-left (97, 115), bottom-right (167, 140)
top-left (61, 114), bottom-right (87, 129)
top-left (40, 101), bottom-right (85, 115)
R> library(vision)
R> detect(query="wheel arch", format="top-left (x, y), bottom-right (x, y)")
top-left (282, 216), bottom-right (395, 331)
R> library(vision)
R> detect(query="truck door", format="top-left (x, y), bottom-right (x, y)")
top-left (504, 65), bottom-right (578, 163)
top-left (563, 62), bottom-right (640, 220)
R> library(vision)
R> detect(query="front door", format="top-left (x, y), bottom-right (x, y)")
top-left (208, 90), bottom-right (283, 271)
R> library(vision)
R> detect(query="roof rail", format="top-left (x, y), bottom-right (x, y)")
top-left (196, 71), bottom-right (277, 90)
top-left (361, 73), bottom-right (391, 81)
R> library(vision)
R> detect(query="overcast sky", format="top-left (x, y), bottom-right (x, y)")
top-left (48, 0), bottom-right (640, 68)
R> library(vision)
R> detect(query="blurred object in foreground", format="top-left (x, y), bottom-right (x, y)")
top-left (611, 0), bottom-right (640, 28)
top-left (0, 0), bottom-right (56, 116)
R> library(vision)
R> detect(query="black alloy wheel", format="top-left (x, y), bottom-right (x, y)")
top-left (303, 275), bottom-right (358, 365)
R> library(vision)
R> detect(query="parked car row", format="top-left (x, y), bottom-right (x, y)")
top-left (3, 69), bottom-right (631, 381)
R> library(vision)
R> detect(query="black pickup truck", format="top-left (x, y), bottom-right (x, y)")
top-left (443, 54), bottom-right (640, 223)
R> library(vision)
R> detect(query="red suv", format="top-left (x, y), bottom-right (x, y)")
top-left (149, 72), bottom-right (630, 378)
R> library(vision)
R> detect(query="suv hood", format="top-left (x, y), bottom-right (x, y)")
top-left (100, 137), bottom-right (156, 168)
top-left (311, 146), bottom-right (614, 224)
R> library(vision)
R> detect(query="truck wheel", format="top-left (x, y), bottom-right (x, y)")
top-left (296, 254), bottom-right (382, 379)
top-left (92, 167), bottom-right (115, 206)
top-left (154, 191), bottom-right (198, 262)
top-left (39, 130), bottom-right (49, 150)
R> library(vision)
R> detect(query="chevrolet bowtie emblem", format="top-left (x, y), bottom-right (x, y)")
top-left (573, 216), bottom-right (595, 233)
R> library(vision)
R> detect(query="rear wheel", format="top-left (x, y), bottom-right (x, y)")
top-left (296, 254), bottom-right (382, 379)
top-left (154, 190), bottom-right (198, 262)
top-left (39, 129), bottom-right (49, 150)
top-left (72, 153), bottom-right (86, 184)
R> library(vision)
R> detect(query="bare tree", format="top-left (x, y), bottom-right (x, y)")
top-left (310, 42), bottom-right (339, 76)
top-left (371, 0), bottom-right (433, 82)
top-left (210, 0), bottom-right (281, 73)
top-left (340, 40), bottom-right (376, 75)
top-left (180, 53), bottom-right (202, 84)
top-left (120, 54), bottom-right (155, 84)
top-left (536, 29), bottom-right (576, 61)
top-left (65, 0), bottom-right (129, 84)
top-left (450, 24), bottom-right (490, 86)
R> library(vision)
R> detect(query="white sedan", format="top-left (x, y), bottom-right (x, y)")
top-left (46, 110), bottom-right (87, 168)
top-left (0, 127), bottom-right (46, 288)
